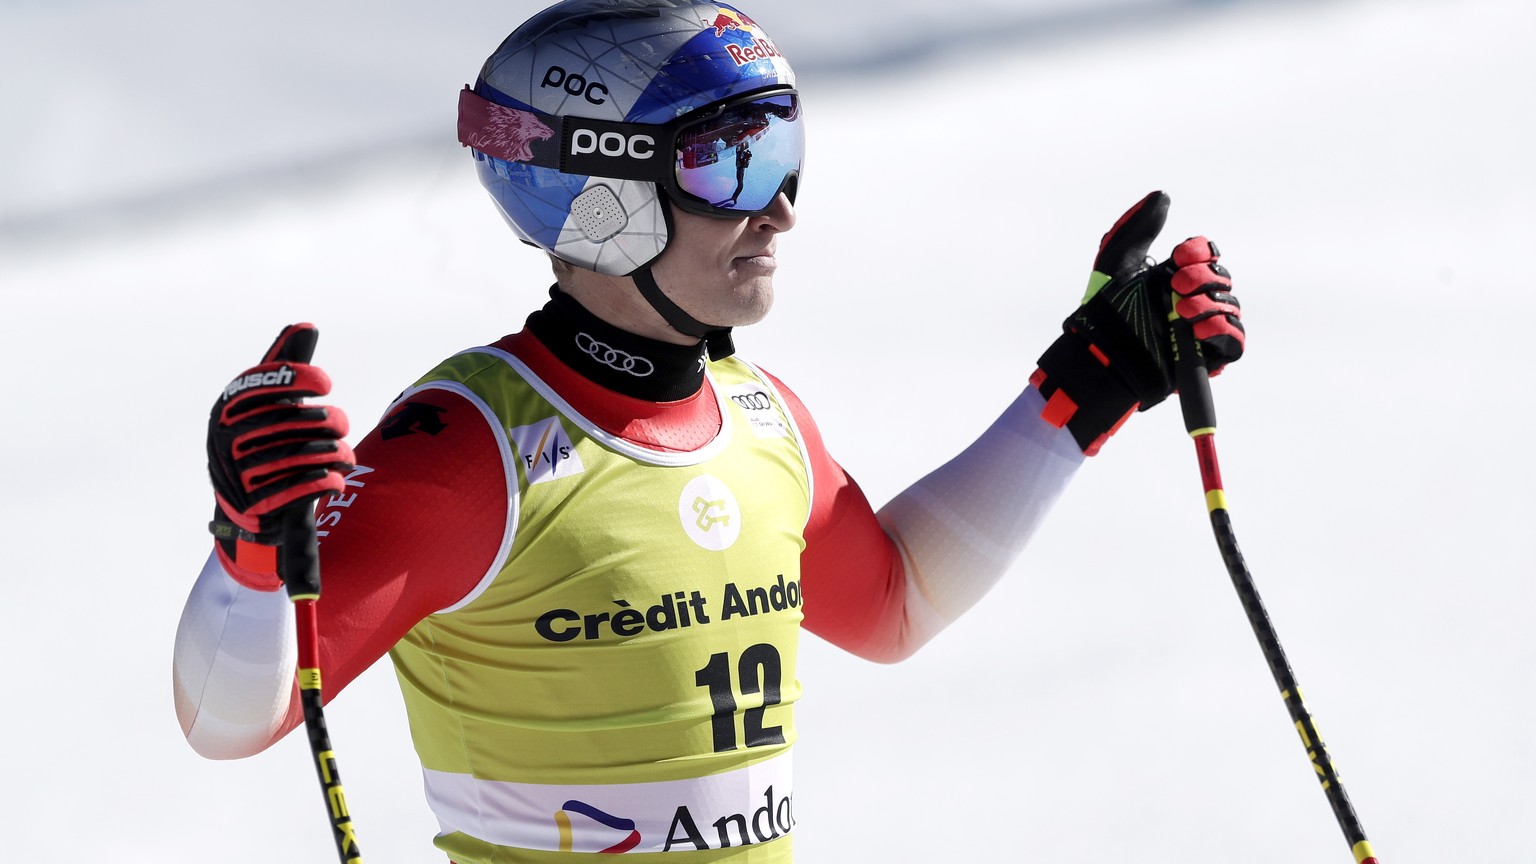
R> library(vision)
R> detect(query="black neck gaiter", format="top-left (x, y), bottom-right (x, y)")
top-left (525, 286), bottom-right (708, 402)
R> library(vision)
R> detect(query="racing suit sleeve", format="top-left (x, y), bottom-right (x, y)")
top-left (173, 386), bottom-right (510, 759)
top-left (773, 375), bottom-right (1084, 663)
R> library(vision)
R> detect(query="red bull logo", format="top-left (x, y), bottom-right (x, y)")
top-left (706, 8), bottom-right (757, 38)
top-left (704, 7), bottom-right (778, 67)
top-left (725, 35), bottom-right (781, 66)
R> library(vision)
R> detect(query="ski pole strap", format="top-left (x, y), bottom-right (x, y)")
top-left (209, 517), bottom-right (282, 546)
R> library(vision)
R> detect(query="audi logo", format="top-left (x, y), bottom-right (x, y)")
top-left (731, 392), bottom-right (772, 410)
top-left (575, 333), bottom-right (655, 377)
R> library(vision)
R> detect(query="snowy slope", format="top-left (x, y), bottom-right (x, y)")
top-left (1, 0), bottom-right (1532, 861)
top-left (1, 0), bottom-right (1219, 228)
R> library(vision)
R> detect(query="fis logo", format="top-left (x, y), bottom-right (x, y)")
top-left (224, 365), bottom-right (295, 400)
top-left (556, 800), bottom-right (641, 854)
top-left (509, 417), bottom-right (585, 485)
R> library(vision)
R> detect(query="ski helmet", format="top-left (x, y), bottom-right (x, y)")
top-left (458, 0), bottom-right (802, 279)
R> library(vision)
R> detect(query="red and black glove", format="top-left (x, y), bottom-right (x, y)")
top-left (1032, 191), bottom-right (1244, 455)
top-left (1167, 234), bottom-right (1244, 372)
top-left (207, 323), bottom-right (354, 590)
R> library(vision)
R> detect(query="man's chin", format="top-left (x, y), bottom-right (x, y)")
top-left (721, 280), bottom-right (774, 327)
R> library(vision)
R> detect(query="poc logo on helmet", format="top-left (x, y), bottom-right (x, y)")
top-left (571, 129), bottom-right (656, 159)
top-left (541, 65), bottom-right (609, 105)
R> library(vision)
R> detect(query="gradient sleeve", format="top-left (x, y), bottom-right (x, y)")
top-left (172, 385), bottom-right (511, 758)
top-left (778, 376), bottom-right (1084, 662)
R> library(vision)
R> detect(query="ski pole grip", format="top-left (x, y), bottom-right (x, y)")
top-left (1153, 260), bottom-right (1217, 434)
top-left (1172, 318), bottom-right (1216, 434)
top-left (264, 323), bottom-right (326, 599)
top-left (280, 505), bottom-right (323, 599)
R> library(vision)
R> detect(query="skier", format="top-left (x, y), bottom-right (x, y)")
top-left (173, 1), bottom-right (1244, 861)
top-left (715, 142), bottom-right (752, 208)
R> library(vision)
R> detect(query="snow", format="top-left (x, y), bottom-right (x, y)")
top-left (0, 0), bottom-right (1202, 227)
top-left (1, 0), bottom-right (1532, 861)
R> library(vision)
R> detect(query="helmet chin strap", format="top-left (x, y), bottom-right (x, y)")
top-left (631, 266), bottom-right (736, 361)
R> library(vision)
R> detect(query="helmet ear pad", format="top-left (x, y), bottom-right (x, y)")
top-left (554, 176), bottom-right (671, 276)
top-left (474, 152), bottom-right (673, 277)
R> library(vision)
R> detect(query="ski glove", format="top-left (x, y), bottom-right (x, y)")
top-left (1032, 191), bottom-right (1244, 455)
top-left (206, 323), bottom-right (354, 590)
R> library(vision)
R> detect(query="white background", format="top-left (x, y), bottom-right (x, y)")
top-left (2, 0), bottom-right (1532, 861)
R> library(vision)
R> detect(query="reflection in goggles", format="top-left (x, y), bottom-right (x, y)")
top-left (673, 94), bottom-right (801, 214)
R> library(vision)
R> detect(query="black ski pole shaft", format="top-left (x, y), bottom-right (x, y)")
top-left (1168, 296), bottom-right (1379, 864)
top-left (281, 505), bottom-right (364, 864)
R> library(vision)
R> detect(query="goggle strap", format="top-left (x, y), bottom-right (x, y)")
top-left (460, 86), bottom-right (679, 185)
top-left (457, 86), bottom-right (562, 168)
top-left (558, 115), bottom-right (671, 181)
top-left (460, 84), bottom-right (799, 222)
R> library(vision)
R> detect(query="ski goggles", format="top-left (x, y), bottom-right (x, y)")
top-left (459, 86), bottom-right (803, 218)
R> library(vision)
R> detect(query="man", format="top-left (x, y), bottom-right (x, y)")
top-left (173, 1), bottom-right (1244, 861)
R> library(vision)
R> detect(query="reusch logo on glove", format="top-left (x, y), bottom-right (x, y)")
top-left (224, 366), bottom-right (296, 400)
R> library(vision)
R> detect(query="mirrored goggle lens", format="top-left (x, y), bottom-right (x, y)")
top-left (674, 94), bottom-right (802, 214)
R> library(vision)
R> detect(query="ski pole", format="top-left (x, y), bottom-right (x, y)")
top-left (1165, 275), bottom-right (1379, 864)
top-left (278, 406), bottom-right (364, 862)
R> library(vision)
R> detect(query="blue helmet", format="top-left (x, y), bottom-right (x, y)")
top-left (459, 0), bottom-right (799, 277)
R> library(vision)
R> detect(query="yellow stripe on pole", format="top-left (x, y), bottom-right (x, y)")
top-left (299, 668), bottom-right (323, 691)
top-left (1353, 840), bottom-right (1377, 862)
top-left (1205, 489), bottom-right (1228, 512)
top-left (1188, 427), bottom-right (1217, 438)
